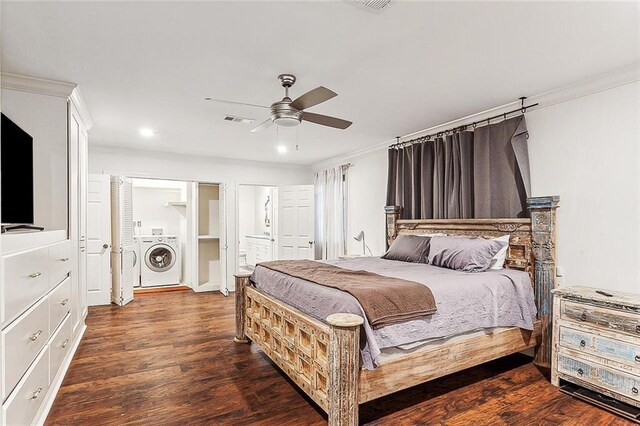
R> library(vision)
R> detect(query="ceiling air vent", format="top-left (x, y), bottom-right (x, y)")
top-left (349, 0), bottom-right (392, 12)
top-left (223, 115), bottom-right (255, 124)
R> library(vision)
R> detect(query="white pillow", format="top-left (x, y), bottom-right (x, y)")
top-left (489, 235), bottom-right (510, 269)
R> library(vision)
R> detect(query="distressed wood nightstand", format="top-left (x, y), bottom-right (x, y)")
top-left (552, 286), bottom-right (640, 422)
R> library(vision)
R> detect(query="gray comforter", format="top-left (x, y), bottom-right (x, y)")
top-left (251, 257), bottom-right (537, 370)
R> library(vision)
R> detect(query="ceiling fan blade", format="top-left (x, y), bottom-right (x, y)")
top-left (205, 97), bottom-right (270, 109)
top-left (250, 118), bottom-right (274, 133)
top-left (302, 112), bottom-right (352, 130)
top-left (290, 86), bottom-right (338, 110)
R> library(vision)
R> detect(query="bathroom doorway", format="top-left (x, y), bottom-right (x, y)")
top-left (237, 184), bottom-right (278, 274)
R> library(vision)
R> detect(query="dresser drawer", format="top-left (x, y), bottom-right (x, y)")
top-left (1, 296), bottom-right (50, 401)
top-left (49, 313), bottom-right (72, 382)
top-left (49, 240), bottom-right (72, 288)
top-left (559, 325), bottom-right (640, 372)
top-left (1, 247), bottom-right (49, 326)
top-left (558, 350), bottom-right (640, 405)
top-left (561, 300), bottom-right (640, 338)
top-left (49, 277), bottom-right (71, 333)
top-left (2, 344), bottom-right (50, 426)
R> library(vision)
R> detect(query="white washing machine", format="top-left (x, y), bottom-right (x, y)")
top-left (133, 236), bottom-right (141, 287)
top-left (140, 235), bottom-right (181, 287)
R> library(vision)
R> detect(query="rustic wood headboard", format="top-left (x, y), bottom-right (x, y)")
top-left (384, 196), bottom-right (560, 367)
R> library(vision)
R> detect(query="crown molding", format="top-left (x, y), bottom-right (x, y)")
top-left (1, 72), bottom-right (77, 98)
top-left (313, 63), bottom-right (640, 170)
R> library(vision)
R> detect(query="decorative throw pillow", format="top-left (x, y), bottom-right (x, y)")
top-left (489, 235), bottom-right (510, 270)
top-left (428, 235), bottom-right (508, 272)
top-left (381, 235), bottom-right (432, 263)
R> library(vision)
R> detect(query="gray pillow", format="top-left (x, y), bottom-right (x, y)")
top-left (428, 235), bottom-right (508, 272)
top-left (381, 235), bottom-right (431, 263)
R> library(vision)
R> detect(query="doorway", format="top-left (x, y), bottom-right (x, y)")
top-left (237, 184), bottom-right (278, 274)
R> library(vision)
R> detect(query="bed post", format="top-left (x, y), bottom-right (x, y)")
top-left (234, 272), bottom-right (252, 343)
top-left (327, 313), bottom-right (364, 426)
top-left (527, 196), bottom-right (560, 368)
top-left (384, 205), bottom-right (401, 249)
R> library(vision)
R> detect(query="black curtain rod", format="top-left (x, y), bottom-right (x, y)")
top-left (390, 98), bottom-right (539, 149)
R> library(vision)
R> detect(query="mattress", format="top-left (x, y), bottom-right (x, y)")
top-left (250, 257), bottom-right (536, 370)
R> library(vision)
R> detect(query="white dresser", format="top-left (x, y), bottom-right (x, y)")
top-left (246, 235), bottom-right (273, 267)
top-left (552, 286), bottom-right (640, 422)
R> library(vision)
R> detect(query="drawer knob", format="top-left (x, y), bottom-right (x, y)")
top-left (30, 387), bottom-right (43, 400)
top-left (579, 340), bottom-right (586, 348)
top-left (61, 339), bottom-right (69, 349)
top-left (633, 387), bottom-right (639, 395)
top-left (580, 313), bottom-right (587, 321)
top-left (59, 257), bottom-right (69, 262)
top-left (28, 272), bottom-right (42, 279)
top-left (61, 298), bottom-right (69, 306)
top-left (577, 368), bottom-right (584, 376)
top-left (29, 330), bottom-right (43, 342)
top-left (636, 325), bottom-right (640, 334)
top-left (635, 355), bottom-right (640, 363)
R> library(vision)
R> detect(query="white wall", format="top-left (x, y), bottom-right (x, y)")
top-left (527, 82), bottom-right (639, 293)
top-left (132, 186), bottom-right (184, 235)
top-left (317, 80), bottom-right (640, 294)
top-left (89, 146), bottom-right (312, 290)
top-left (238, 185), bottom-right (256, 251)
top-left (2, 88), bottom-right (68, 231)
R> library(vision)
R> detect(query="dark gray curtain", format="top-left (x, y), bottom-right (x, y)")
top-left (387, 115), bottom-right (530, 219)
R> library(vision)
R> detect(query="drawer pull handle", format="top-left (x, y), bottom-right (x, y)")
top-left (580, 313), bottom-right (587, 321)
top-left (579, 340), bottom-right (586, 348)
top-left (61, 298), bottom-right (69, 306)
top-left (29, 330), bottom-right (43, 341)
top-left (61, 339), bottom-right (69, 349)
top-left (635, 355), bottom-right (640, 363)
top-left (59, 257), bottom-right (69, 262)
top-left (633, 387), bottom-right (639, 395)
top-left (28, 272), bottom-right (42, 279)
top-left (636, 325), bottom-right (640, 334)
top-left (31, 387), bottom-right (43, 400)
top-left (577, 368), bottom-right (584, 376)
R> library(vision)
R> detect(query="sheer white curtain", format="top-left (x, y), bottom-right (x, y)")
top-left (314, 165), bottom-right (348, 260)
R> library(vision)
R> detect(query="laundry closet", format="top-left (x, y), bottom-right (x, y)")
top-left (87, 176), bottom-right (227, 306)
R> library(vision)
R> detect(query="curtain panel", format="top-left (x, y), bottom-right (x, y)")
top-left (387, 115), bottom-right (531, 220)
top-left (314, 165), bottom-right (348, 260)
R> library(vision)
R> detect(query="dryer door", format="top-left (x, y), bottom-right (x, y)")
top-left (145, 244), bottom-right (177, 272)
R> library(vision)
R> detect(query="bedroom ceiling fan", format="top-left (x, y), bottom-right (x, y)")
top-left (205, 74), bottom-right (352, 133)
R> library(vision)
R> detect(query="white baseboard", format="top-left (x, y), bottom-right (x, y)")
top-left (33, 323), bottom-right (86, 426)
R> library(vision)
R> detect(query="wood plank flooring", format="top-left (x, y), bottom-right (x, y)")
top-left (46, 291), bottom-right (633, 425)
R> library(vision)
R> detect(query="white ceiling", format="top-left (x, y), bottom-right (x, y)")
top-left (2, 1), bottom-right (638, 165)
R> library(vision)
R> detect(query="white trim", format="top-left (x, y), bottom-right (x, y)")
top-left (1, 72), bottom-right (76, 98)
top-left (313, 63), bottom-right (640, 170)
top-left (33, 323), bottom-right (87, 426)
top-left (69, 86), bottom-right (94, 130)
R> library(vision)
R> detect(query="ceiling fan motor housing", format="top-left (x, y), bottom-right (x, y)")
top-left (271, 99), bottom-right (302, 127)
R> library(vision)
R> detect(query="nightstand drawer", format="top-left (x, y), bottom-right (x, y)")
top-left (561, 300), bottom-right (640, 338)
top-left (558, 351), bottom-right (640, 404)
top-left (559, 325), bottom-right (640, 370)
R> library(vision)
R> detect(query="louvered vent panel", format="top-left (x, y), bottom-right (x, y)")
top-left (350, 0), bottom-right (392, 12)
top-left (122, 179), bottom-right (133, 246)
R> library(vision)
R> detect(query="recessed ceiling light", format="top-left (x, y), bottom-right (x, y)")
top-left (139, 128), bottom-right (154, 137)
top-left (277, 145), bottom-right (287, 154)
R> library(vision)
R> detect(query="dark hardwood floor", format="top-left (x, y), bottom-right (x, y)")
top-left (46, 291), bottom-right (632, 425)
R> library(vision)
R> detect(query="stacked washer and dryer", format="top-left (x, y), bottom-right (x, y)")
top-left (133, 235), bottom-right (181, 287)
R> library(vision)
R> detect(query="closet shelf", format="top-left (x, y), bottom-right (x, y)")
top-left (165, 201), bottom-right (187, 208)
top-left (198, 235), bottom-right (220, 240)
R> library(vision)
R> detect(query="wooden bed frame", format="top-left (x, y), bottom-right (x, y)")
top-left (234, 196), bottom-right (560, 425)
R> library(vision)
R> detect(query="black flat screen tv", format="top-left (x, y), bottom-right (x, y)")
top-left (1, 113), bottom-right (34, 225)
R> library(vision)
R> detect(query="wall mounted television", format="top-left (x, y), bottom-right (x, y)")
top-left (1, 112), bottom-right (38, 231)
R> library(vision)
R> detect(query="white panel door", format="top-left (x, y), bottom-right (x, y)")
top-left (278, 185), bottom-right (315, 260)
top-left (111, 176), bottom-right (135, 306)
top-left (87, 174), bottom-right (112, 306)
top-left (219, 183), bottom-right (228, 295)
top-left (78, 127), bottom-right (89, 318)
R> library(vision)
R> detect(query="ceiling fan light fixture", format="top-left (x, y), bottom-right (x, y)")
top-left (273, 116), bottom-right (300, 127)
